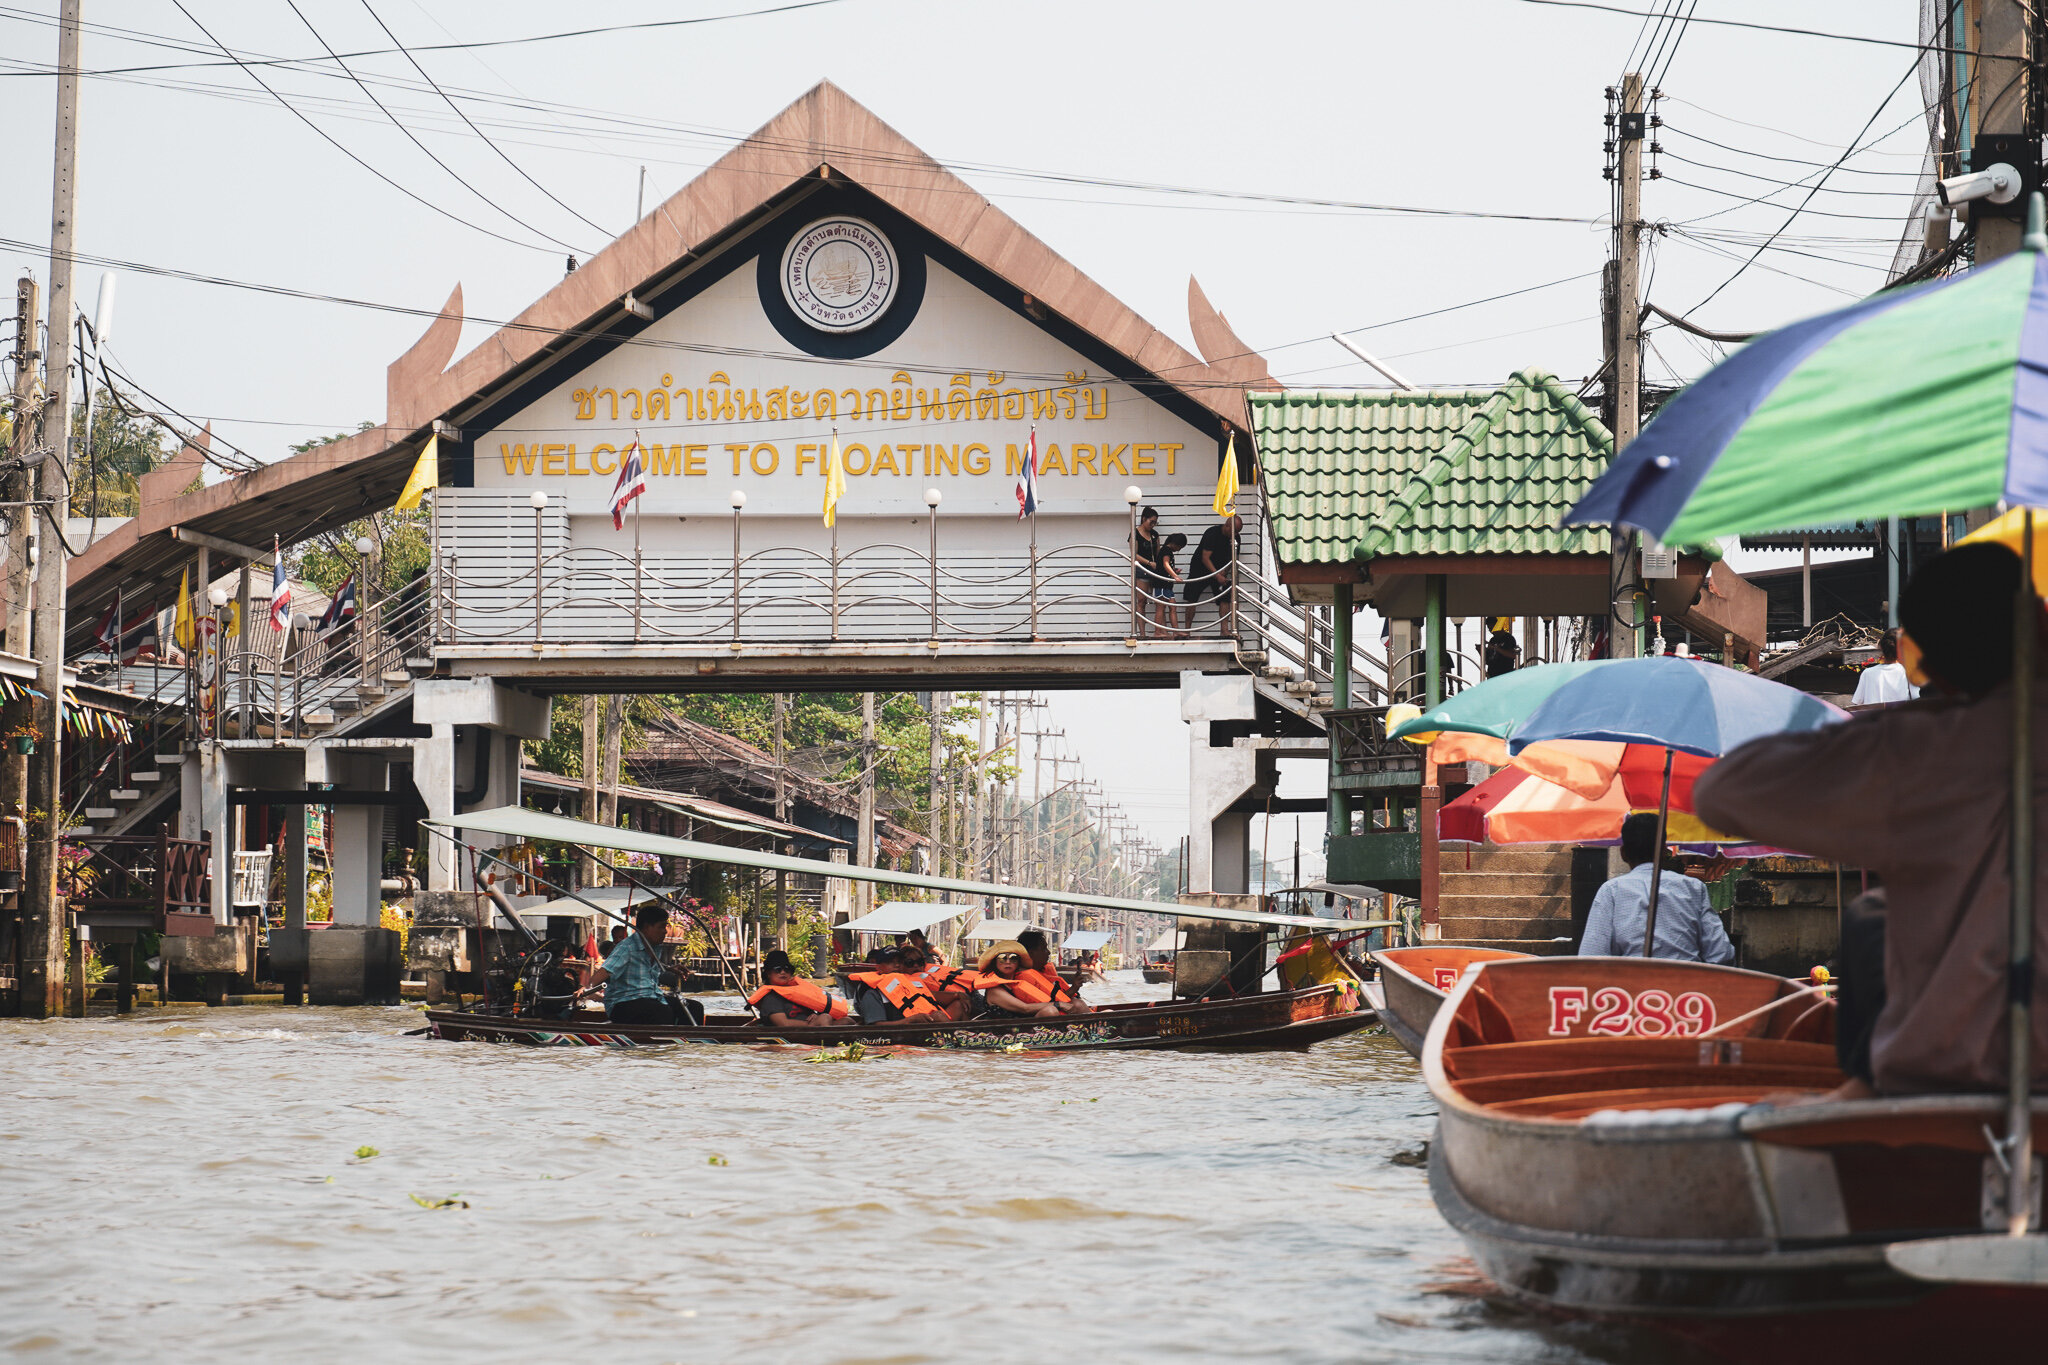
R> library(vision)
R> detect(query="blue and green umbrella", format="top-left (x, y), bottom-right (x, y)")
top-left (1567, 213), bottom-right (2048, 545)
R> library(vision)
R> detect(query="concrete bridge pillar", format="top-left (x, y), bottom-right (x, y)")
top-left (1182, 672), bottom-right (1257, 896)
top-left (411, 679), bottom-right (549, 891)
top-left (181, 747), bottom-right (232, 924)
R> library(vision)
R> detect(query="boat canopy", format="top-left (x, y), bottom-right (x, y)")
top-left (1062, 930), bottom-right (1113, 952)
top-left (840, 901), bottom-right (976, 934)
top-left (961, 917), bottom-right (1032, 942)
top-left (430, 807), bottom-right (1369, 932)
top-left (519, 886), bottom-right (671, 921)
top-left (1148, 928), bottom-right (1185, 952)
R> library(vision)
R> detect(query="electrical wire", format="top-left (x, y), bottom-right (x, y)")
top-left (358, 0), bottom-right (615, 241)
top-left (281, 0), bottom-right (590, 256)
top-left (0, 0), bottom-right (859, 77)
top-left (165, 0), bottom-right (566, 256)
top-left (1510, 0), bottom-right (1981, 56)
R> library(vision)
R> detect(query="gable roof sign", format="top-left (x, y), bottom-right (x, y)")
top-left (1253, 369), bottom-right (1615, 574)
top-left (67, 81), bottom-right (1253, 638)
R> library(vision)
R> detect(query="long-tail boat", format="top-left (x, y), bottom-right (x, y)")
top-left (1370, 945), bottom-right (1533, 1058)
top-left (415, 806), bottom-right (1390, 1055)
top-left (1424, 955), bottom-right (2048, 1319)
top-left (426, 981), bottom-right (1369, 1052)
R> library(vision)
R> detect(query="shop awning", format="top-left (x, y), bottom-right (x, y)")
top-left (961, 917), bottom-right (1032, 942)
top-left (1062, 930), bottom-right (1113, 952)
top-left (840, 901), bottom-right (975, 934)
top-left (519, 886), bottom-right (673, 925)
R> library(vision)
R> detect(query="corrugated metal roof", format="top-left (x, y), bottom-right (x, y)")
top-left (1251, 369), bottom-right (1615, 565)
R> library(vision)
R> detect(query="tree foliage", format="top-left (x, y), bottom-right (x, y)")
top-left (69, 388), bottom-right (172, 517)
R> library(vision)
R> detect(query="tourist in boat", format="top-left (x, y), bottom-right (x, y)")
top-left (1017, 929), bottom-right (1093, 1013)
top-left (747, 950), bottom-right (848, 1028)
top-left (904, 927), bottom-right (942, 964)
top-left (576, 904), bottom-right (693, 1025)
top-left (844, 946), bottom-right (947, 1022)
top-left (1697, 542), bottom-right (2048, 1099)
top-left (1577, 813), bottom-right (1733, 963)
top-left (1076, 951), bottom-right (1109, 984)
top-left (908, 947), bottom-right (976, 1019)
top-left (972, 942), bottom-right (1063, 1018)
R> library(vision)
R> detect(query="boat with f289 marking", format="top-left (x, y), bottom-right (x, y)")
top-left (1424, 954), bottom-right (2048, 1321)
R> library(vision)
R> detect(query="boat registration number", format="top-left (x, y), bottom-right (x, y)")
top-left (1158, 1015), bottom-right (1199, 1038)
top-left (1546, 986), bottom-right (1717, 1037)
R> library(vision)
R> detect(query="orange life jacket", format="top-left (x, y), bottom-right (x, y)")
top-left (917, 966), bottom-right (974, 1000)
top-left (981, 970), bottom-right (1054, 1005)
top-left (1020, 965), bottom-right (1074, 1001)
top-left (873, 971), bottom-right (947, 1021)
top-left (747, 978), bottom-right (849, 1020)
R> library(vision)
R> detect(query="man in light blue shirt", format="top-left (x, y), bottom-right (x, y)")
top-left (1579, 813), bottom-right (1734, 963)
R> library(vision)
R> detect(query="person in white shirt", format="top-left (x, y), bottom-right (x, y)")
top-left (1851, 627), bottom-right (1918, 706)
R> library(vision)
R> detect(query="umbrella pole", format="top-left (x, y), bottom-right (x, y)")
top-left (2005, 507), bottom-right (2036, 1236)
top-left (1642, 747), bottom-right (1674, 958)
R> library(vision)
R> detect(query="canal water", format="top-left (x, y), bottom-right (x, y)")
top-left (2, 972), bottom-right (1701, 1363)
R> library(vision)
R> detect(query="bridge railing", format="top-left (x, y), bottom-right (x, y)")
top-left (430, 527), bottom-right (1258, 647)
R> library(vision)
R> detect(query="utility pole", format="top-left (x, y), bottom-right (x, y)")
top-left (597, 693), bottom-right (624, 887)
top-left (970, 694), bottom-right (987, 910)
top-left (1604, 70), bottom-right (1646, 659)
top-left (579, 694), bottom-right (599, 883)
top-left (1974, 1), bottom-right (2035, 263)
top-left (772, 692), bottom-right (787, 949)
top-left (855, 691), bottom-right (875, 918)
top-left (5, 277), bottom-right (38, 841)
top-left (24, 0), bottom-right (81, 1018)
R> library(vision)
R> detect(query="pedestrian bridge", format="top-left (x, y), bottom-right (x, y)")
top-left (428, 488), bottom-right (1265, 691)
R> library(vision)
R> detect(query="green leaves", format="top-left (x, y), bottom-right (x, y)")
top-left (408, 1193), bottom-right (469, 1210)
top-left (352, 1146), bottom-right (380, 1161)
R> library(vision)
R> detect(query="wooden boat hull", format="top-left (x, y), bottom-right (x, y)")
top-left (425, 982), bottom-right (1373, 1053)
top-left (1141, 965), bottom-right (1174, 984)
top-left (1423, 955), bottom-right (2048, 1319)
top-left (1371, 946), bottom-right (1532, 1059)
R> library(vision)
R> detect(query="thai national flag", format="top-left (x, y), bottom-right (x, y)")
top-left (610, 437), bottom-right (649, 530)
top-left (318, 574), bottom-right (357, 631)
top-left (1014, 426), bottom-right (1039, 519)
top-left (269, 555), bottom-right (292, 631)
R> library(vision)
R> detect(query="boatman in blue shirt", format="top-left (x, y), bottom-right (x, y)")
top-left (1578, 813), bottom-right (1734, 963)
top-left (577, 904), bottom-right (684, 1025)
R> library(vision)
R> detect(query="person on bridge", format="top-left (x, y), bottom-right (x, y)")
top-left (1017, 928), bottom-right (1092, 1014)
top-left (748, 950), bottom-right (849, 1028)
top-left (577, 904), bottom-right (691, 1026)
top-left (1186, 514), bottom-right (1242, 634)
top-left (1577, 813), bottom-right (1733, 963)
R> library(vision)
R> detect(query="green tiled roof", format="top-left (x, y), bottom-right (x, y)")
top-left (1252, 369), bottom-right (1616, 565)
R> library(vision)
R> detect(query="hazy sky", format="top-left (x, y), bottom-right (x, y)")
top-left (0, 0), bottom-right (1926, 865)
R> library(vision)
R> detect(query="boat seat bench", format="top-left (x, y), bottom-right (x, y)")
top-left (1443, 1036), bottom-right (1839, 1079)
top-left (1456, 1062), bottom-right (1843, 1106)
top-left (1488, 1084), bottom-right (1818, 1120)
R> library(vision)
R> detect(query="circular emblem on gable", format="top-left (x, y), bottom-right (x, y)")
top-left (779, 217), bottom-right (898, 332)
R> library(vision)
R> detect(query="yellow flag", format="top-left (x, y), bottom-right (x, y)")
top-left (1212, 434), bottom-right (1242, 517)
top-left (822, 431), bottom-right (847, 528)
top-left (397, 434), bottom-right (439, 510)
top-left (173, 569), bottom-right (195, 651)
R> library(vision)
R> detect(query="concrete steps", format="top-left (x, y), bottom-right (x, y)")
top-left (1436, 844), bottom-right (1579, 948)
top-left (1438, 936), bottom-right (1577, 958)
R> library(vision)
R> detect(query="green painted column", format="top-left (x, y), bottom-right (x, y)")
top-left (1425, 574), bottom-right (1447, 707)
top-left (1329, 582), bottom-right (1352, 839)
